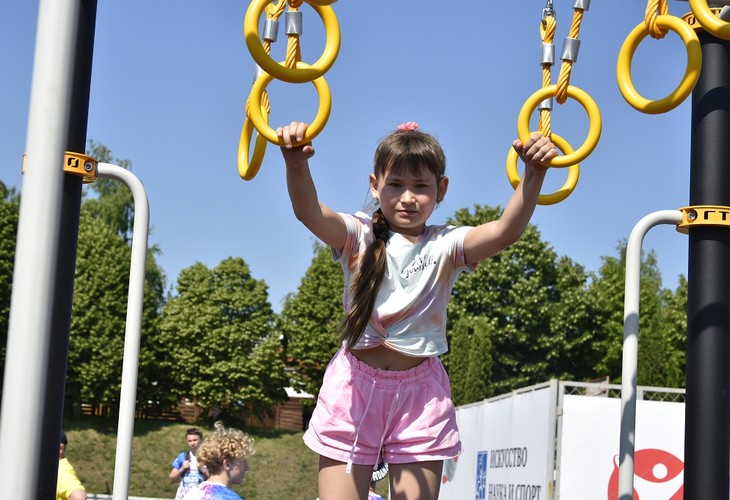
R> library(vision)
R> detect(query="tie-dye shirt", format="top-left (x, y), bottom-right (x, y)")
top-left (181, 481), bottom-right (242, 500)
top-left (172, 451), bottom-right (206, 500)
top-left (333, 212), bottom-right (475, 356)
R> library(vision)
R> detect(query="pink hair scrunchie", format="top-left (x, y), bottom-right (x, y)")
top-left (396, 121), bottom-right (419, 131)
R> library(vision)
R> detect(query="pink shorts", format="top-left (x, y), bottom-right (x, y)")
top-left (303, 348), bottom-right (462, 467)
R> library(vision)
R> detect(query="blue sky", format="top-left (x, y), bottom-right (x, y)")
top-left (0, 1), bottom-right (696, 311)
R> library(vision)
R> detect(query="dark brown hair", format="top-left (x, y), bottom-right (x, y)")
top-left (338, 128), bottom-right (447, 349)
top-left (186, 427), bottom-right (203, 439)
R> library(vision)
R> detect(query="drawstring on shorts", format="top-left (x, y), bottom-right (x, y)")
top-left (345, 377), bottom-right (403, 475)
top-left (374, 380), bottom-right (401, 470)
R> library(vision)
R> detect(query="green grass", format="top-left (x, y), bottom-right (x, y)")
top-left (64, 416), bottom-right (391, 499)
top-left (63, 416), bottom-right (323, 499)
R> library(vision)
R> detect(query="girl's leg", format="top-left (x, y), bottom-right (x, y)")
top-left (318, 455), bottom-right (373, 500)
top-left (388, 460), bottom-right (444, 500)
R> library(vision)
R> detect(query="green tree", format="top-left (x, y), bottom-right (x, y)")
top-left (158, 258), bottom-right (287, 420)
top-left (0, 182), bottom-right (19, 395)
top-left (589, 242), bottom-right (680, 386)
top-left (67, 211), bottom-right (133, 406)
top-left (655, 276), bottom-right (687, 388)
top-left (589, 247), bottom-right (629, 380)
top-left (545, 256), bottom-right (606, 381)
top-left (278, 244), bottom-right (343, 401)
top-left (446, 204), bottom-right (562, 396)
top-left (65, 142), bottom-right (167, 411)
top-left (447, 315), bottom-right (493, 406)
top-left (89, 142), bottom-right (168, 407)
top-left (84, 140), bottom-right (134, 241)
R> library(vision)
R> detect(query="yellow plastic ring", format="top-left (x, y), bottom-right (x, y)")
top-left (517, 84), bottom-right (602, 168)
top-left (247, 61), bottom-right (332, 146)
top-left (690, 0), bottom-right (730, 40)
top-left (616, 15), bottom-right (702, 114)
top-left (238, 113), bottom-right (269, 181)
top-left (244, 0), bottom-right (340, 84)
top-left (506, 133), bottom-right (579, 206)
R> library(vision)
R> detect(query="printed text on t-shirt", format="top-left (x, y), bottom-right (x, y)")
top-left (401, 254), bottom-right (437, 279)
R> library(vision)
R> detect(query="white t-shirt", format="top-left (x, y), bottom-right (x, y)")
top-left (333, 211), bottom-right (474, 357)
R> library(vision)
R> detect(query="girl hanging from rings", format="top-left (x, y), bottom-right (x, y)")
top-left (277, 120), bottom-right (556, 500)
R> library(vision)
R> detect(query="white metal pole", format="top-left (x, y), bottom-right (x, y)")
top-left (0, 0), bottom-right (79, 498)
top-left (545, 379), bottom-right (559, 499)
top-left (618, 210), bottom-right (683, 499)
top-left (96, 164), bottom-right (150, 500)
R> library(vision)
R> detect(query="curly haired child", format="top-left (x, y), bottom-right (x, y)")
top-left (182, 421), bottom-right (255, 500)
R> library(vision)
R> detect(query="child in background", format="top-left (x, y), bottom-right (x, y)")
top-left (368, 461), bottom-right (388, 500)
top-left (368, 480), bottom-right (385, 500)
top-left (278, 120), bottom-right (556, 499)
top-left (182, 421), bottom-right (254, 500)
top-left (169, 427), bottom-right (207, 500)
top-left (57, 431), bottom-right (87, 500)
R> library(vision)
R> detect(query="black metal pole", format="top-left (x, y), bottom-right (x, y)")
top-left (685, 26), bottom-right (730, 499)
top-left (37, 1), bottom-right (97, 499)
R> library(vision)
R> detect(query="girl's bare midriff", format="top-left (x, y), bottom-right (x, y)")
top-left (351, 344), bottom-right (427, 371)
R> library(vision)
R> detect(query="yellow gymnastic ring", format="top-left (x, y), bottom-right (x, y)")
top-left (244, 0), bottom-right (340, 84)
top-left (517, 84), bottom-right (601, 168)
top-left (690, 0), bottom-right (730, 40)
top-left (506, 133), bottom-right (579, 206)
top-left (616, 15), bottom-right (702, 114)
top-left (238, 112), bottom-right (269, 181)
top-left (247, 61), bottom-right (332, 146)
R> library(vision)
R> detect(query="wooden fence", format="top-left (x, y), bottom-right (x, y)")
top-left (78, 389), bottom-right (312, 432)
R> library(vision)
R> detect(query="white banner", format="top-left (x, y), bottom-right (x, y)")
top-left (440, 387), bottom-right (553, 499)
top-left (558, 395), bottom-right (684, 499)
top-left (439, 386), bottom-right (685, 500)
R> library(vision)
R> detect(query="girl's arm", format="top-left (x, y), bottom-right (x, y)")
top-left (463, 132), bottom-right (557, 265)
top-left (277, 122), bottom-right (347, 252)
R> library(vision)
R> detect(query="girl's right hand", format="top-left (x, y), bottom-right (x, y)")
top-left (277, 121), bottom-right (315, 163)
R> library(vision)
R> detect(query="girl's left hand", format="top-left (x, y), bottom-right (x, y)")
top-left (512, 133), bottom-right (557, 170)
